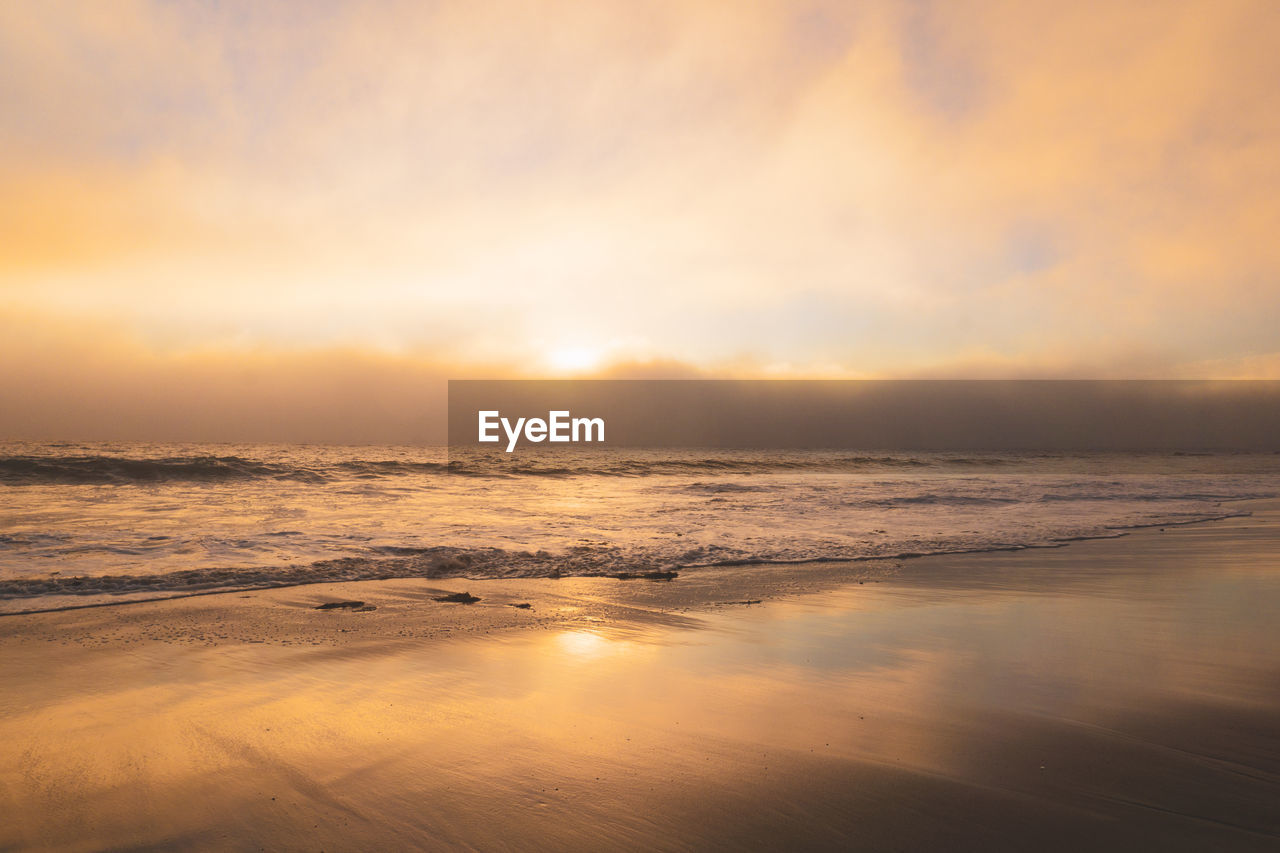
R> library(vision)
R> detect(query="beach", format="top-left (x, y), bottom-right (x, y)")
top-left (2, 500), bottom-right (1278, 851)
top-left (8, 2), bottom-right (1280, 849)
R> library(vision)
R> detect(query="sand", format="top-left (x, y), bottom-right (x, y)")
top-left (2, 502), bottom-right (1279, 851)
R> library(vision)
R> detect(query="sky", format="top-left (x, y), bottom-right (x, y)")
top-left (2, 0), bottom-right (1280, 441)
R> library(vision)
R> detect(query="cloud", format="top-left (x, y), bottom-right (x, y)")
top-left (2, 0), bottom-right (1279, 440)
top-left (0, 309), bottom-right (460, 442)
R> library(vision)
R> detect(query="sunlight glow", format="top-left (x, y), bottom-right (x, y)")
top-left (547, 347), bottom-right (602, 374)
top-left (555, 630), bottom-right (612, 659)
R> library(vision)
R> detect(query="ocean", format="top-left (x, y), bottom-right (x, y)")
top-left (1, 442), bottom-right (1276, 613)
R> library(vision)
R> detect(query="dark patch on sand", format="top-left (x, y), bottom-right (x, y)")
top-left (613, 570), bottom-right (679, 581)
top-left (434, 592), bottom-right (481, 604)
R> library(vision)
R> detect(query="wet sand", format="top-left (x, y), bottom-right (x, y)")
top-left (2, 503), bottom-right (1279, 851)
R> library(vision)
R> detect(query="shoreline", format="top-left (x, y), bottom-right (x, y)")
top-left (0, 498), bottom-right (1261, 621)
top-left (2, 500), bottom-right (1279, 849)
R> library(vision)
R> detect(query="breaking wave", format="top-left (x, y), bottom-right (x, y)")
top-left (0, 455), bottom-right (332, 485)
top-left (0, 452), bottom-right (1024, 485)
top-left (0, 509), bottom-right (1254, 612)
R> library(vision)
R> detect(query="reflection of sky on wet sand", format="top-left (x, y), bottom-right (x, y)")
top-left (2, 515), bottom-right (1279, 848)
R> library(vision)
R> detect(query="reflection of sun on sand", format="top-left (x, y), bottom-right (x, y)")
top-left (555, 629), bottom-right (611, 658)
top-left (1, 503), bottom-right (1280, 850)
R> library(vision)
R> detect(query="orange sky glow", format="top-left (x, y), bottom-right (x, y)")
top-left (3, 1), bottom-right (1279, 440)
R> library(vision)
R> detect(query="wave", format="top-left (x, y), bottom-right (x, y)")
top-left (862, 494), bottom-right (1020, 507)
top-left (0, 509), bottom-right (1251, 612)
top-left (1036, 491), bottom-right (1261, 503)
top-left (441, 456), bottom-right (940, 478)
top-left (0, 455), bottom-right (329, 485)
top-left (9, 447), bottom-right (1276, 485)
top-left (0, 452), bottom-right (977, 484)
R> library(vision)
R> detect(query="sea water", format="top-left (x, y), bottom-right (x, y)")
top-left (1, 442), bottom-right (1275, 610)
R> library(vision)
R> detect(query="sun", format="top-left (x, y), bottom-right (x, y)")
top-left (546, 346), bottom-right (602, 374)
